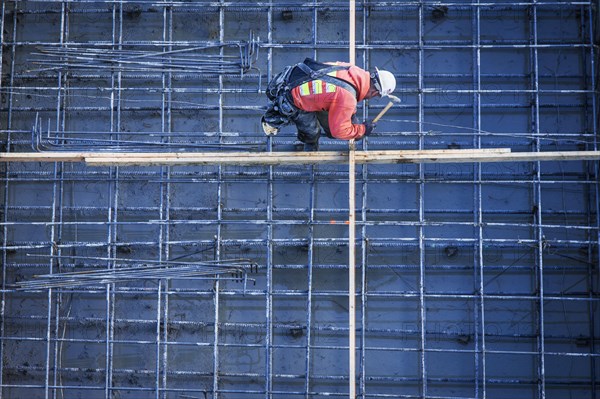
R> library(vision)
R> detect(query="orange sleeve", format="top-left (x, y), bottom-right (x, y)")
top-left (328, 91), bottom-right (366, 140)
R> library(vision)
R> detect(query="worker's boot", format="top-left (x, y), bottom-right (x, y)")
top-left (302, 140), bottom-right (319, 152)
top-left (297, 129), bottom-right (320, 151)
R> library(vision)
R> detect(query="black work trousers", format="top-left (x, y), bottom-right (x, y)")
top-left (291, 111), bottom-right (330, 144)
top-left (263, 96), bottom-right (332, 144)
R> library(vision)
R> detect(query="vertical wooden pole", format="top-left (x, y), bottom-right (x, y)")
top-left (348, 140), bottom-right (357, 399)
top-left (348, 2), bottom-right (357, 398)
top-left (349, 0), bottom-right (356, 65)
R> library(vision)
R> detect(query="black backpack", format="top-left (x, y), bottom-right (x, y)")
top-left (266, 58), bottom-right (358, 101)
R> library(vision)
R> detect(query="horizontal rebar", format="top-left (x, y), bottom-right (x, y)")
top-left (28, 36), bottom-right (260, 76)
top-left (13, 254), bottom-right (256, 290)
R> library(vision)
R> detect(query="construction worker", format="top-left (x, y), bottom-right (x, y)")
top-left (261, 58), bottom-right (396, 150)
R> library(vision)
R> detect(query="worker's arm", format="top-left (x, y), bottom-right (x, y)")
top-left (328, 92), bottom-right (366, 140)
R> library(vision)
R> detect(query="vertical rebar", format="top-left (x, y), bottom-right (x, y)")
top-left (358, 144), bottom-right (367, 399)
top-left (53, 1), bottom-right (70, 395)
top-left (106, 3), bottom-right (123, 398)
top-left (155, 280), bottom-right (163, 398)
top-left (473, 3), bottom-right (487, 398)
top-left (0, 4), bottom-right (7, 399)
top-left (0, 1), bottom-right (3, 95)
top-left (44, 274), bottom-right (52, 399)
top-left (417, 3), bottom-right (428, 398)
top-left (530, 2), bottom-right (546, 398)
top-left (213, 3), bottom-right (225, 398)
top-left (47, 134), bottom-right (63, 399)
top-left (585, 4), bottom-right (598, 398)
top-left (304, 147), bottom-right (315, 399)
top-left (359, 5), bottom-right (369, 398)
top-left (266, 3), bottom-right (275, 399)
top-left (51, 133), bottom-right (65, 399)
top-left (4, 0), bottom-right (17, 152)
top-left (45, 3), bottom-right (68, 398)
top-left (359, 175), bottom-right (367, 399)
top-left (591, 144), bottom-right (600, 399)
top-left (266, 3), bottom-right (273, 156)
top-left (159, 4), bottom-right (174, 398)
top-left (303, 4), bottom-right (318, 398)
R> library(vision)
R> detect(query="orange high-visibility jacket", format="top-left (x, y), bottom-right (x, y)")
top-left (290, 62), bottom-right (371, 140)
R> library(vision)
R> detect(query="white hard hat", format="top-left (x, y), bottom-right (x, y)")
top-left (375, 68), bottom-right (396, 97)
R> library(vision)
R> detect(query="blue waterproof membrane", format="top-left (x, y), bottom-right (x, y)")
top-left (1, 1), bottom-right (598, 398)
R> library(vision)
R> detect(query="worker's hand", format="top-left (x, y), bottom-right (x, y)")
top-left (364, 121), bottom-right (377, 136)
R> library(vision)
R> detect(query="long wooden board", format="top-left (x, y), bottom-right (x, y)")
top-left (2, 148), bottom-right (600, 166)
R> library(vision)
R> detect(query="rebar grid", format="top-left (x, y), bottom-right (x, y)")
top-left (1, 1), bottom-right (599, 399)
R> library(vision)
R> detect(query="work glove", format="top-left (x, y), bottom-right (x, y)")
top-left (364, 121), bottom-right (377, 136)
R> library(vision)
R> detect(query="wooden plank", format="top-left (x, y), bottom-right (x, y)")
top-left (0, 152), bottom-right (88, 162)
top-left (3, 149), bottom-right (600, 166)
top-left (84, 148), bottom-right (513, 165)
top-left (349, 0), bottom-right (356, 66)
top-left (348, 3), bottom-right (357, 396)
top-left (86, 150), bottom-right (600, 166)
top-left (356, 150), bottom-right (600, 164)
top-left (0, 148), bottom-right (510, 164)
top-left (85, 153), bottom-right (346, 166)
top-left (348, 140), bottom-right (357, 399)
